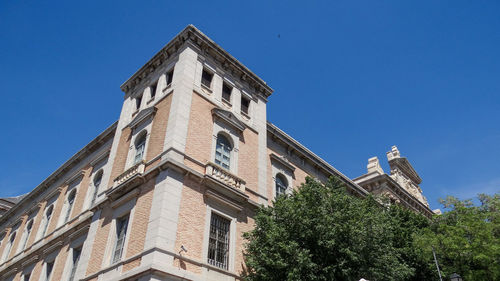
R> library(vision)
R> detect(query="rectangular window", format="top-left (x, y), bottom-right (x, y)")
top-left (68, 247), bottom-right (81, 281)
top-left (112, 214), bottom-right (129, 264)
top-left (207, 213), bottom-right (230, 270)
top-left (241, 97), bottom-right (250, 115)
top-left (222, 83), bottom-right (232, 103)
top-left (45, 261), bottom-right (54, 281)
top-left (135, 96), bottom-right (142, 111)
top-left (166, 69), bottom-right (174, 86)
top-left (150, 83), bottom-right (157, 99)
top-left (201, 69), bottom-right (213, 89)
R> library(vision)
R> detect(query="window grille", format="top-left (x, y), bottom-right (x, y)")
top-left (68, 247), bottom-right (81, 281)
top-left (207, 213), bottom-right (230, 270)
top-left (215, 134), bottom-right (232, 170)
top-left (112, 215), bottom-right (129, 263)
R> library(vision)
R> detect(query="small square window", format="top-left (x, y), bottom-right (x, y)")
top-left (241, 97), bottom-right (250, 115)
top-left (222, 83), bottom-right (232, 103)
top-left (201, 69), bottom-right (213, 89)
top-left (166, 69), bottom-right (174, 86)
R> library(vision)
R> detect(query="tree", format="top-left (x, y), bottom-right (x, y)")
top-left (415, 193), bottom-right (500, 281)
top-left (243, 177), bottom-right (423, 281)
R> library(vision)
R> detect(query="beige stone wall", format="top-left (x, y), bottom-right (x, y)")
top-left (238, 128), bottom-right (259, 194)
top-left (145, 93), bottom-right (173, 164)
top-left (184, 92), bottom-right (214, 171)
top-left (174, 176), bottom-right (205, 274)
top-left (108, 127), bottom-right (132, 187)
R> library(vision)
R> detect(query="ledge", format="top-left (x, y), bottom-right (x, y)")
top-left (270, 153), bottom-right (296, 172)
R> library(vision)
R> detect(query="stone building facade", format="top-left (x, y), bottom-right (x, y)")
top-left (0, 25), bottom-right (433, 281)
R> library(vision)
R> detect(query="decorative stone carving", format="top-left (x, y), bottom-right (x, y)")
top-left (367, 157), bottom-right (384, 175)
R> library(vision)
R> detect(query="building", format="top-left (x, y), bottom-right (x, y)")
top-left (0, 25), bottom-right (433, 281)
top-left (354, 146), bottom-right (434, 217)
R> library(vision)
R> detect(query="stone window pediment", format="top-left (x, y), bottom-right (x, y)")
top-left (127, 107), bottom-right (157, 130)
top-left (212, 108), bottom-right (245, 132)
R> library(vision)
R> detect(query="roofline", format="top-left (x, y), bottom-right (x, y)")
top-left (267, 122), bottom-right (368, 197)
top-left (120, 24), bottom-right (274, 98)
top-left (0, 121), bottom-right (118, 226)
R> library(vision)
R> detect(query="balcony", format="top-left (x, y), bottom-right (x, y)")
top-left (205, 162), bottom-right (245, 193)
top-left (114, 161), bottom-right (145, 187)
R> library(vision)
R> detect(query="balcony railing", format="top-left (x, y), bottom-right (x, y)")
top-left (114, 161), bottom-right (145, 187)
top-left (205, 162), bottom-right (245, 192)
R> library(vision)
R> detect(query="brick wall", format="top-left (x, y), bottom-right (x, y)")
top-left (145, 94), bottom-right (173, 163)
top-left (108, 127), bottom-right (132, 187)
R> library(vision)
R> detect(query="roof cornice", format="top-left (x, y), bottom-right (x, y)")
top-left (0, 121), bottom-right (117, 227)
top-left (267, 122), bottom-right (368, 197)
top-left (120, 25), bottom-right (274, 98)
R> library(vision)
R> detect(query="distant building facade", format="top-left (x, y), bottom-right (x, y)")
top-left (0, 25), bottom-right (433, 281)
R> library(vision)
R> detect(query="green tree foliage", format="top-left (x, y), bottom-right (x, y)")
top-left (243, 177), bottom-right (432, 281)
top-left (415, 193), bottom-right (500, 281)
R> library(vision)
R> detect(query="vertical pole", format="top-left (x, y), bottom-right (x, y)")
top-left (432, 246), bottom-right (444, 281)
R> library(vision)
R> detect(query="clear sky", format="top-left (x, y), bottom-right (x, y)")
top-left (1, 1), bottom-right (499, 211)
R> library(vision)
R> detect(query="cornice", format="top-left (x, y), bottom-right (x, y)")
top-left (120, 25), bottom-right (273, 99)
top-left (389, 157), bottom-right (422, 184)
top-left (0, 121), bottom-right (117, 227)
top-left (267, 122), bottom-right (368, 197)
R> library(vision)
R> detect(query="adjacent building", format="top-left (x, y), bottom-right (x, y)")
top-left (0, 25), bottom-right (433, 281)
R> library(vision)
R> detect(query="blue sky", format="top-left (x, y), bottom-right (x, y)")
top-left (1, 1), bottom-right (499, 211)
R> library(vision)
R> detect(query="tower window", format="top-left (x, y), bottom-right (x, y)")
top-left (150, 82), bottom-right (157, 99)
top-left (241, 97), bottom-right (250, 115)
top-left (166, 68), bottom-right (174, 86)
top-left (275, 174), bottom-right (288, 198)
top-left (134, 131), bottom-right (147, 165)
top-left (222, 83), bottom-right (232, 103)
top-left (201, 69), bottom-right (213, 89)
top-left (215, 134), bottom-right (232, 170)
top-left (135, 95), bottom-right (142, 111)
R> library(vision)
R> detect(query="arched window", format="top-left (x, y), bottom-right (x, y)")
top-left (275, 174), bottom-right (288, 198)
top-left (91, 169), bottom-right (103, 206)
top-left (2, 231), bottom-right (16, 261)
top-left (134, 131), bottom-right (147, 165)
top-left (215, 134), bottom-right (232, 170)
top-left (19, 219), bottom-right (33, 251)
top-left (41, 205), bottom-right (53, 237)
top-left (64, 190), bottom-right (77, 223)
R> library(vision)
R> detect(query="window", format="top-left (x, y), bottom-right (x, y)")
top-left (68, 247), bottom-right (81, 281)
top-left (222, 83), bottom-right (232, 103)
top-left (275, 174), bottom-right (288, 198)
top-left (135, 95), bottom-right (142, 111)
top-left (150, 82), bottom-right (157, 99)
top-left (207, 213), bottom-right (230, 270)
top-left (215, 134), bottom-right (232, 170)
top-left (2, 232), bottom-right (16, 261)
top-left (45, 261), bottom-right (54, 281)
top-left (19, 220), bottom-right (33, 251)
top-left (41, 205), bottom-right (54, 238)
top-left (134, 132), bottom-right (147, 165)
top-left (166, 68), bottom-right (174, 86)
top-left (64, 190), bottom-right (76, 223)
top-left (91, 170), bottom-right (103, 206)
top-left (241, 96), bottom-right (250, 115)
top-left (201, 69), bottom-right (213, 89)
top-left (112, 214), bottom-right (129, 264)
top-left (23, 272), bottom-right (31, 281)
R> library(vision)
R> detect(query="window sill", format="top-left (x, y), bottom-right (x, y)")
top-left (241, 110), bottom-right (250, 120)
top-left (162, 83), bottom-right (172, 93)
top-left (222, 98), bottom-right (232, 108)
top-left (201, 83), bottom-right (213, 93)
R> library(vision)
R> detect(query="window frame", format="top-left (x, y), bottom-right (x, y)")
top-left (201, 68), bottom-right (214, 89)
top-left (222, 82), bottom-right (232, 104)
top-left (275, 173), bottom-right (288, 198)
top-left (214, 133), bottom-right (233, 170)
top-left (111, 213), bottom-right (130, 264)
top-left (206, 212), bottom-right (231, 270)
top-left (63, 189), bottom-right (77, 224)
top-left (40, 204), bottom-right (54, 239)
top-left (133, 131), bottom-right (147, 165)
top-left (90, 169), bottom-right (103, 206)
